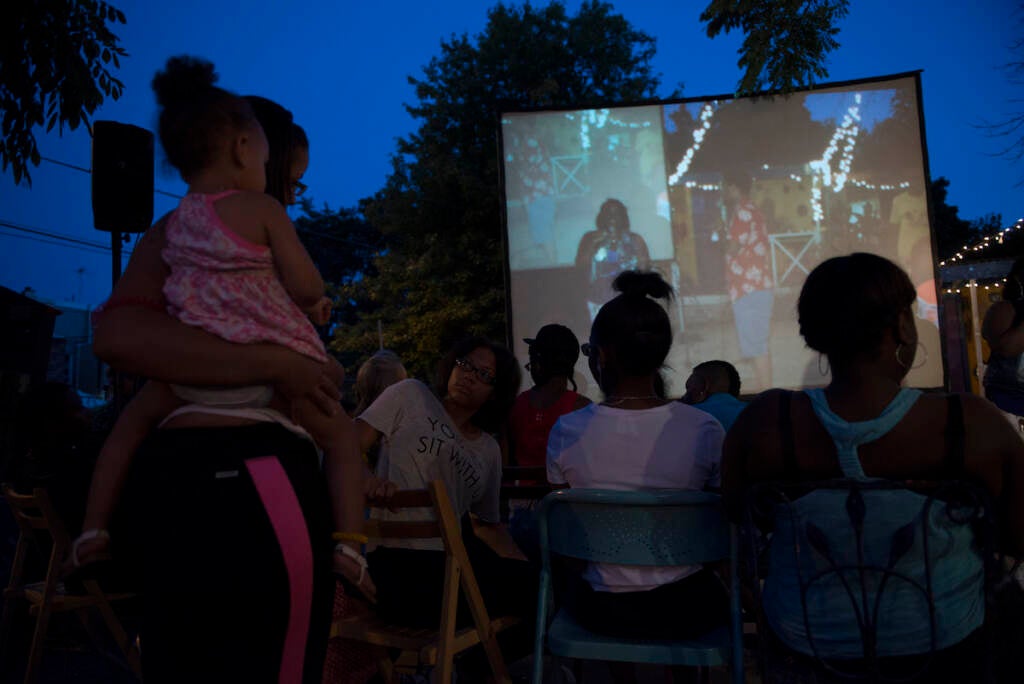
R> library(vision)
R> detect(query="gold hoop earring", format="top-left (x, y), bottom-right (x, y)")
top-left (817, 353), bottom-right (830, 377)
top-left (912, 341), bottom-right (928, 370)
top-left (895, 343), bottom-right (927, 370)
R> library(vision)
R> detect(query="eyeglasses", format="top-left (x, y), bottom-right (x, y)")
top-left (580, 342), bottom-right (594, 357)
top-left (455, 357), bottom-right (496, 386)
top-left (292, 179), bottom-right (307, 198)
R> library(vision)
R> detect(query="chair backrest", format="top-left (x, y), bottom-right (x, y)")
top-left (2, 485), bottom-right (69, 548)
top-left (359, 480), bottom-right (512, 683)
top-left (538, 488), bottom-right (729, 567)
top-left (745, 478), bottom-right (994, 681)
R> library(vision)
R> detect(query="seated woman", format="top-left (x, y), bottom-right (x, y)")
top-left (723, 253), bottom-right (1024, 681)
top-left (508, 323), bottom-right (590, 469)
top-left (547, 271), bottom-right (728, 682)
top-left (355, 337), bottom-right (533, 628)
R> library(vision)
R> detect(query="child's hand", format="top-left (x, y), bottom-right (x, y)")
top-left (306, 296), bottom-right (333, 326)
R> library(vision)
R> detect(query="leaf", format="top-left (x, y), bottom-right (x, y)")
top-left (102, 48), bottom-right (110, 63)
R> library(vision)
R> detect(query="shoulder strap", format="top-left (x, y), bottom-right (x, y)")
top-left (778, 391), bottom-right (799, 480)
top-left (944, 394), bottom-right (966, 477)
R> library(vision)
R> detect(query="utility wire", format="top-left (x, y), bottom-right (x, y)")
top-left (40, 155), bottom-right (183, 199)
top-left (0, 219), bottom-right (134, 257)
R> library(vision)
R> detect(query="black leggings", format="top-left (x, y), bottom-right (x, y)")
top-left (121, 424), bottom-right (333, 684)
top-left (367, 518), bottom-right (537, 630)
top-left (568, 568), bottom-right (729, 640)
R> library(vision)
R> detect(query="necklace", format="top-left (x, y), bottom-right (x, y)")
top-left (602, 394), bottom-right (661, 406)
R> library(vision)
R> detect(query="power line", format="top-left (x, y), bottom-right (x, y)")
top-left (0, 218), bottom-right (135, 257)
top-left (0, 229), bottom-right (125, 258)
top-left (40, 155), bottom-right (183, 199)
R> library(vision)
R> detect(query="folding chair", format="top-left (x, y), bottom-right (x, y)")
top-left (0, 484), bottom-right (141, 684)
top-left (532, 488), bottom-right (744, 684)
top-left (331, 480), bottom-right (519, 684)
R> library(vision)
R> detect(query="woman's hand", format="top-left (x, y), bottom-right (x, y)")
top-left (364, 475), bottom-right (397, 508)
top-left (272, 352), bottom-right (341, 418)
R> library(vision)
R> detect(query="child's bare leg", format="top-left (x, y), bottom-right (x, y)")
top-left (290, 363), bottom-right (372, 599)
top-left (74, 381), bottom-right (183, 568)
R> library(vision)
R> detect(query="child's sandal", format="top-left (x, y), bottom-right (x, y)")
top-left (70, 529), bottom-right (112, 568)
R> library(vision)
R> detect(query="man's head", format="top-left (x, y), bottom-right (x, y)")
top-left (681, 360), bottom-right (741, 404)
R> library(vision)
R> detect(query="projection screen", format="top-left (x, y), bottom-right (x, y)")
top-left (500, 73), bottom-right (943, 399)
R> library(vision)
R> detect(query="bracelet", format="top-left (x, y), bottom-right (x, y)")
top-left (334, 542), bottom-right (368, 585)
top-left (332, 531), bottom-right (369, 545)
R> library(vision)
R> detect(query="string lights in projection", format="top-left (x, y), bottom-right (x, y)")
top-left (667, 102), bottom-right (717, 185)
top-left (568, 109), bottom-right (652, 152)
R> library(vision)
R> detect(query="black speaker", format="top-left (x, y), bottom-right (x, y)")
top-left (92, 121), bottom-right (154, 233)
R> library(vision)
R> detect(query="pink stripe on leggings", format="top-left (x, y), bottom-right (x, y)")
top-left (246, 456), bottom-right (314, 684)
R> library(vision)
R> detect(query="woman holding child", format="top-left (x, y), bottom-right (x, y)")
top-left (91, 57), bottom-right (359, 683)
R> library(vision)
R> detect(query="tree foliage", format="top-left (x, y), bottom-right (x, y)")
top-left (700, 0), bottom-right (849, 95)
top-left (930, 177), bottom-right (981, 260)
top-left (332, 1), bottom-right (664, 378)
top-left (982, 6), bottom-right (1024, 182)
top-left (1, 0), bottom-right (127, 185)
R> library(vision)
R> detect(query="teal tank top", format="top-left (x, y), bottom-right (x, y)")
top-left (762, 388), bottom-right (984, 658)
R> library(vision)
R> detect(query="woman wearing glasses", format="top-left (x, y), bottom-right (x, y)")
top-left (355, 337), bottom-right (533, 629)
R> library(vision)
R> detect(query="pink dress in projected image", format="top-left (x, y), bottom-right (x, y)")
top-left (162, 191), bottom-right (327, 362)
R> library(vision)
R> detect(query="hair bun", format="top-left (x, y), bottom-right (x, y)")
top-left (152, 56), bottom-right (218, 108)
top-left (612, 270), bottom-right (674, 301)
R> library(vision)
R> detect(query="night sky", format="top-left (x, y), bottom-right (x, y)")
top-left (1, 0), bottom-right (1019, 307)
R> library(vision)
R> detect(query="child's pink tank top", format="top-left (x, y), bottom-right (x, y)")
top-left (162, 191), bottom-right (327, 362)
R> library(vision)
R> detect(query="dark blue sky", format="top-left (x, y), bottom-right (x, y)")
top-left (1, 0), bottom-right (1019, 307)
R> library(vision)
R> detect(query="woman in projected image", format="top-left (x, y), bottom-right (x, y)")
top-left (723, 169), bottom-right (773, 392)
top-left (574, 198), bottom-right (651, 321)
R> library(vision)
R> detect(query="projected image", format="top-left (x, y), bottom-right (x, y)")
top-left (503, 76), bottom-right (942, 397)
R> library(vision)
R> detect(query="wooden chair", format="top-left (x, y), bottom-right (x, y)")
top-left (331, 480), bottom-right (519, 684)
top-left (500, 465), bottom-right (553, 521)
top-left (0, 485), bottom-right (141, 684)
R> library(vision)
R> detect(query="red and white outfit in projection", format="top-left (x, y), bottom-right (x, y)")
top-left (726, 198), bottom-right (774, 358)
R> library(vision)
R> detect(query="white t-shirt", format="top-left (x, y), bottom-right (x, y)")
top-left (547, 401), bottom-right (725, 592)
top-left (359, 379), bottom-right (501, 551)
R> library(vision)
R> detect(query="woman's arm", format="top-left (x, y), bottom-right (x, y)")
top-left (962, 394), bottom-right (1024, 555)
top-left (93, 215), bottom-right (339, 413)
top-left (982, 300), bottom-right (1024, 358)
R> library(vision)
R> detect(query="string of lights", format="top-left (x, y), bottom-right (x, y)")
top-left (939, 217), bottom-right (1024, 267)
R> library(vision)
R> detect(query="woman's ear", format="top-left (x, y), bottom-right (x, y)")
top-left (229, 131), bottom-right (248, 168)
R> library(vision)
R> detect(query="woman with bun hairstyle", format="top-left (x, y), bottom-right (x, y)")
top-left (547, 270), bottom-right (728, 680)
top-left (87, 56), bottom-right (362, 683)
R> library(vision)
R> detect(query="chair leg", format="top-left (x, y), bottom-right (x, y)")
top-left (0, 590), bottom-right (21, 666)
top-left (83, 581), bottom-right (141, 679)
top-left (372, 645), bottom-right (397, 684)
top-left (436, 556), bottom-right (461, 684)
top-left (23, 599), bottom-right (53, 684)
